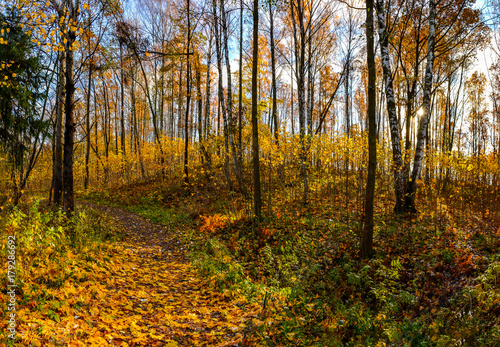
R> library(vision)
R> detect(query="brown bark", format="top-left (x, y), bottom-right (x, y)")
top-left (252, 0), bottom-right (262, 219)
top-left (52, 50), bottom-right (64, 205)
top-left (120, 42), bottom-right (126, 155)
top-left (269, 2), bottom-right (278, 144)
top-left (131, 66), bottom-right (145, 178)
top-left (238, 0), bottom-right (244, 156)
top-left (291, 0), bottom-right (309, 205)
top-left (62, 1), bottom-right (79, 214)
top-left (184, 0), bottom-right (191, 185)
top-left (84, 63), bottom-right (92, 190)
top-left (362, 0), bottom-right (377, 259)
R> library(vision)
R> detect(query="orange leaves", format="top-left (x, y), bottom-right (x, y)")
top-left (0, 225), bottom-right (252, 347)
top-left (199, 214), bottom-right (228, 234)
top-left (261, 227), bottom-right (273, 238)
top-left (259, 227), bottom-right (274, 246)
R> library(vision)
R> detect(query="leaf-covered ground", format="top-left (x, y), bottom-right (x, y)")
top-left (78, 179), bottom-right (500, 346)
top-left (80, 204), bottom-right (260, 346)
top-left (3, 173), bottom-right (500, 346)
top-left (1, 203), bottom-right (260, 346)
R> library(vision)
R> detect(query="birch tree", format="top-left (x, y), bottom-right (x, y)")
top-left (376, 0), bottom-right (406, 213)
top-left (403, 0), bottom-right (436, 212)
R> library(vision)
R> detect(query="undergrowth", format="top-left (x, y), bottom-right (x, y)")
top-left (0, 201), bottom-right (122, 345)
top-left (80, 175), bottom-right (500, 346)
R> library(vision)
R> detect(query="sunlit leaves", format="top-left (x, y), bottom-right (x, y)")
top-left (0, 202), bottom-right (262, 346)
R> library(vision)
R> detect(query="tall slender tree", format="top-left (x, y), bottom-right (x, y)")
top-left (290, 0), bottom-right (309, 205)
top-left (52, 50), bottom-right (64, 205)
top-left (184, 0), bottom-right (191, 185)
top-left (362, 0), bottom-right (377, 258)
top-left (252, 0), bottom-right (262, 219)
top-left (220, 0), bottom-right (245, 194)
top-left (404, 0), bottom-right (436, 213)
top-left (376, 0), bottom-right (406, 213)
top-left (60, 0), bottom-right (81, 213)
top-left (212, 0), bottom-right (233, 190)
top-left (238, 0), bottom-right (244, 157)
top-left (269, 0), bottom-right (278, 144)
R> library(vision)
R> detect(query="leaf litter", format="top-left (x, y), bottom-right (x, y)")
top-left (1, 203), bottom-right (260, 346)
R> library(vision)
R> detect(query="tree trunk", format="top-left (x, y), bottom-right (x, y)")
top-left (114, 88), bottom-right (119, 154)
top-left (184, 0), bottom-right (191, 185)
top-left (62, 3), bottom-right (78, 214)
top-left (403, 44), bottom-right (420, 182)
top-left (307, 29), bottom-right (313, 137)
top-left (361, 0), bottom-right (376, 259)
top-left (292, 0), bottom-right (309, 205)
top-left (252, 0), bottom-right (262, 219)
top-left (94, 88), bottom-right (99, 182)
top-left (404, 0), bottom-right (436, 213)
top-left (160, 54), bottom-right (165, 137)
top-left (269, 2), bottom-right (278, 144)
top-left (344, 15), bottom-right (352, 138)
top-left (376, 0), bottom-right (405, 213)
top-left (196, 65), bottom-right (202, 143)
top-left (120, 42), bottom-right (126, 155)
top-left (291, 57), bottom-right (295, 136)
top-left (345, 60), bottom-right (350, 136)
top-left (103, 84), bottom-right (110, 161)
top-left (238, 0), bottom-right (244, 156)
top-left (52, 50), bottom-right (64, 205)
top-left (84, 63), bottom-right (92, 190)
top-left (131, 67), bottom-right (145, 178)
top-left (220, 0), bottom-right (245, 194)
top-left (202, 31), bottom-right (214, 177)
top-left (205, 31), bottom-right (212, 140)
top-left (269, 0), bottom-right (282, 181)
top-left (212, 0), bottom-right (233, 190)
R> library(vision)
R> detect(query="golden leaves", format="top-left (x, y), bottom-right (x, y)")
top-left (0, 212), bottom-right (256, 346)
top-left (9, 0), bottom-right (95, 55)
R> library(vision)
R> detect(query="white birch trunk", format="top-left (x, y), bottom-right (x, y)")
top-left (405, 0), bottom-right (436, 212)
top-left (376, 0), bottom-right (406, 213)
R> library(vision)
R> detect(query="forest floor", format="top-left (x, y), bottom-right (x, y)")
top-left (0, 200), bottom-right (262, 346)
top-left (75, 178), bottom-right (500, 346)
top-left (72, 202), bottom-right (260, 346)
top-left (2, 176), bottom-right (500, 346)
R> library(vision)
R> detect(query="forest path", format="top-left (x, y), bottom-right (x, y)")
top-left (79, 202), bottom-right (255, 347)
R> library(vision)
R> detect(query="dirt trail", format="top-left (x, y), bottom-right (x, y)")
top-left (85, 203), bottom-right (186, 261)
top-left (80, 202), bottom-right (257, 346)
